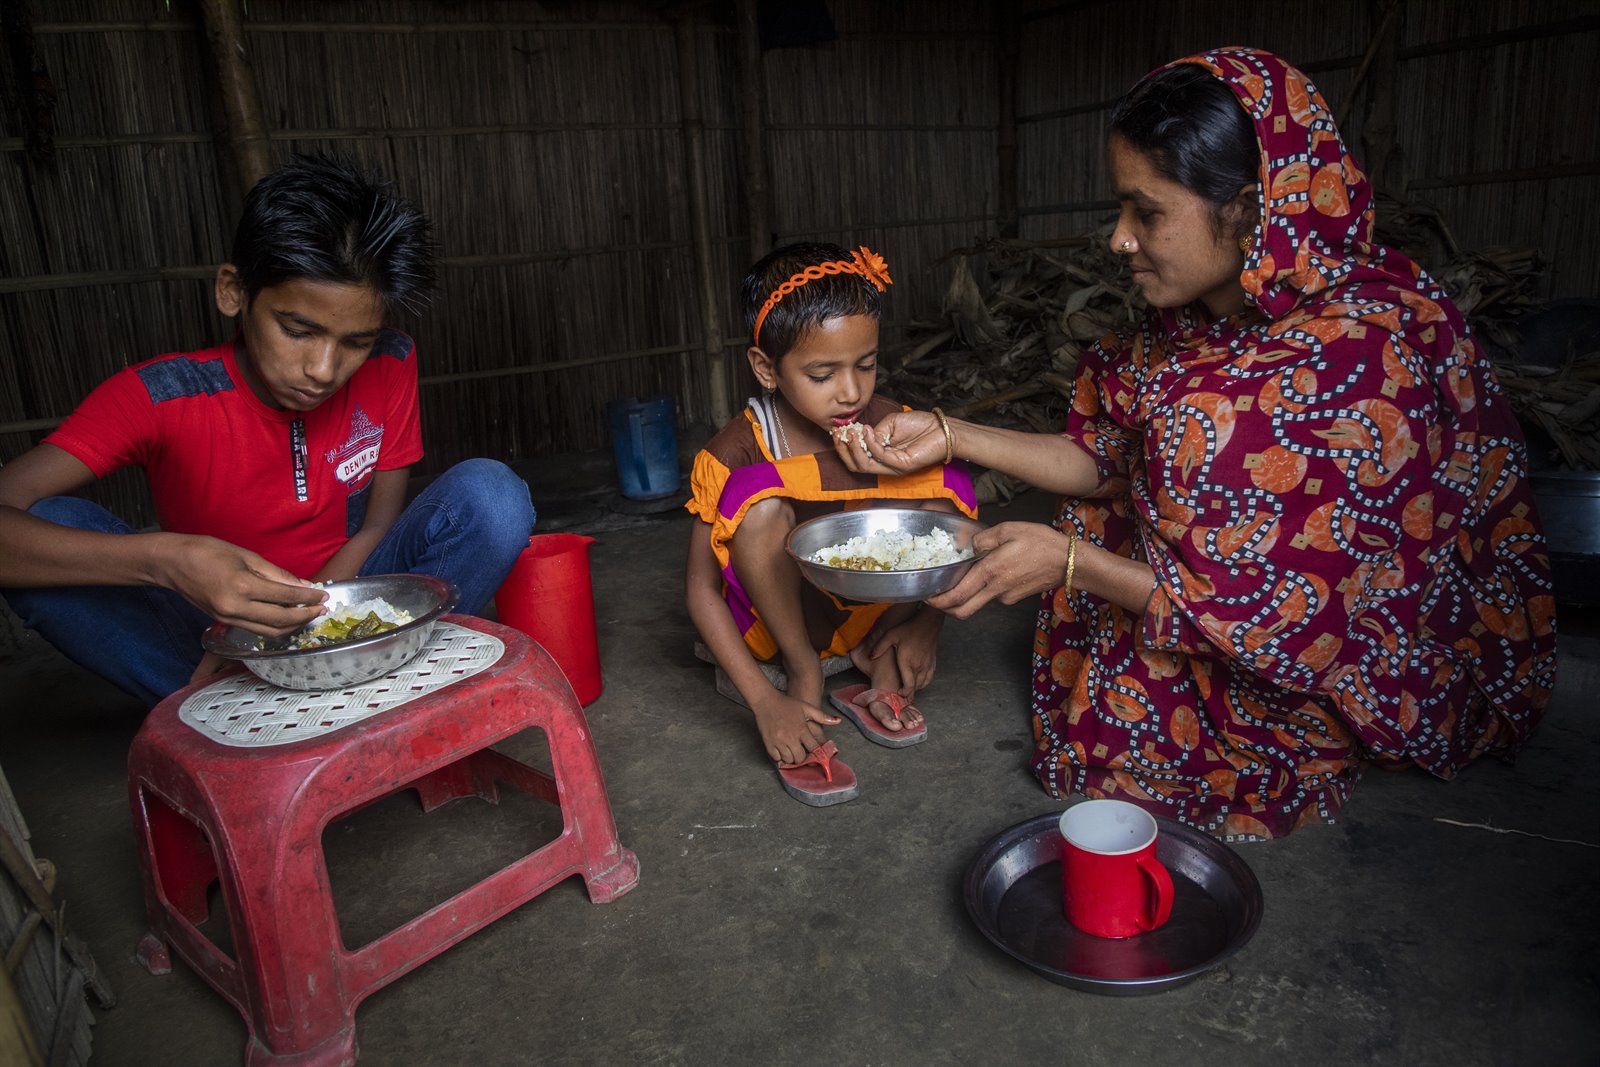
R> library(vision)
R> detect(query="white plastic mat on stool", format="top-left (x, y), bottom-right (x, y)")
top-left (178, 623), bottom-right (506, 748)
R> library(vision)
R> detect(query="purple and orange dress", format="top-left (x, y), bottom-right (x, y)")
top-left (687, 393), bottom-right (978, 662)
top-left (1032, 48), bottom-right (1557, 840)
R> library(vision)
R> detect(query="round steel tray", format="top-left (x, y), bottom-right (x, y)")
top-left (964, 812), bottom-right (1263, 995)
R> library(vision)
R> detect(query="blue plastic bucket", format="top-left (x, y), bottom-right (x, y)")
top-left (606, 394), bottom-right (680, 500)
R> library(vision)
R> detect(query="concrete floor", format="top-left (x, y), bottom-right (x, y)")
top-left (2, 478), bottom-right (1596, 1067)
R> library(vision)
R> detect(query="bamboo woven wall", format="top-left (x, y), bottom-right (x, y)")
top-left (211, 1), bottom-right (721, 470)
top-left (1, 0), bottom-right (1594, 530)
top-left (762, 3), bottom-right (997, 358)
top-left (0, 0), bottom-right (726, 525)
top-left (0, 0), bottom-right (999, 527)
top-left (1016, 0), bottom-right (1600, 299)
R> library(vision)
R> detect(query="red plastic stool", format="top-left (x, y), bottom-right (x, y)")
top-left (127, 616), bottom-right (640, 1067)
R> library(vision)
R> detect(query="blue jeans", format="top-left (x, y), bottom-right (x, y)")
top-left (2, 459), bottom-right (535, 707)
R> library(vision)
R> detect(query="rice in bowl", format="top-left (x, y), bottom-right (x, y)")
top-left (284, 597), bottom-right (414, 649)
top-left (808, 526), bottom-right (973, 572)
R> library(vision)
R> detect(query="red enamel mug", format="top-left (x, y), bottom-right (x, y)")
top-left (1059, 799), bottom-right (1175, 939)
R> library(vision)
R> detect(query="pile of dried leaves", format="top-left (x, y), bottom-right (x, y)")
top-left (884, 203), bottom-right (1590, 504)
top-left (884, 228), bottom-right (1136, 504)
top-left (1331, 196), bottom-right (1600, 467)
top-left (1494, 355), bottom-right (1600, 470)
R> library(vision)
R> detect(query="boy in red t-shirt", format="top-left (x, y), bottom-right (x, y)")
top-left (0, 154), bottom-right (535, 706)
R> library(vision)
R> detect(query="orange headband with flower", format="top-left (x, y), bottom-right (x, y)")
top-left (752, 246), bottom-right (893, 348)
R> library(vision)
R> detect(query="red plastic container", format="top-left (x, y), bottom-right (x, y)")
top-left (495, 533), bottom-right (604, 705)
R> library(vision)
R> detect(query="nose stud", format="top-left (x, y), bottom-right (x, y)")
top-left (1119, 240), bottom-right (1133, 252)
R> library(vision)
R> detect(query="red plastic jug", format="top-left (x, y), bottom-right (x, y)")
top-left (494, 533), bottom-right (603, 705)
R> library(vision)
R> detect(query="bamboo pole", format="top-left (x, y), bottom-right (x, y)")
top-left (0, 120), bottom-right (998, 157)
top-left (195, 0), bottom-right (271, 190)
top-left (31, 19), bottom-right (671, 34)
top-left (0, 123), bottom-right (685, 153)
top-left (419, 339), bottom-right (747, 386)
top-left (1408, 161), bottom-right (1600, 189)
top-left (1339, 0), bottom-right (1403, 127)
top-left (0, 419), bottom-right (66, 434)
top-left (995, 0), bottom-right (1020, 238)
top-left (674, 14), bottom-right (730, 426)
top-left (0, 119), bottom-right (994, 153)
top-left (1017, 98), bottom-right (1120, 125)
top-left (0, 266), bottom-right (216, 295)
top-left (0, 961), bottom-right (44, 1067)
top-left (0, 235), bottom-right (747, 294)
top-left (17, 221), bottom-right (1173, 298)
top-left (30, 21), bottom-right (983, 40)
top-left (1018, 199), bottom-right (1117, 216)
top-left (1019, 2), bottom-right (1112, 23)
top-left (1358, 0), bottom-right (1404, 193)
top-left (0, 829), bottom-right (112, 1008)
top-left (0, 338), bottom-right (755, 435)
top-left (735, 0), bottom-right (770, 264)
top-left (1394, 14), bottom-right (1599, 60)
top-left (779, 213), bottom-right (999, 240)
top-left (766, 122), bottom-right (996, 132)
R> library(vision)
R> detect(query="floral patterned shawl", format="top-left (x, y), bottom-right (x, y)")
top-left (1032, 47), bottom-right (1557, 840)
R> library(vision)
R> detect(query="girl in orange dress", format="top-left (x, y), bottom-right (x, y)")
top-left (686, 243), bottom-right (977, 805)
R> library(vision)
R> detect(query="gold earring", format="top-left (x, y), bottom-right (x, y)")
top-left (1238, 235), bottom-right (1252, 254)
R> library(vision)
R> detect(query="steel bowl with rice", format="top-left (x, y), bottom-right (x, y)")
top-left (786, 508), bottom-right (986, 604)
top-left (202, 573), bottom-right (457, 690)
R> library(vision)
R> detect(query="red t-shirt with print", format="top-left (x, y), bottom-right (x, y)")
top-left (44, 331), bottom-right (423, 578)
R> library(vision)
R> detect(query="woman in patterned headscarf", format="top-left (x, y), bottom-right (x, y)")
top-left (838, 47), bottom-right (1556, 839)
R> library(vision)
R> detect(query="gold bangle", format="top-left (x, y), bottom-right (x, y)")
top-left (931, 406), bottom-right (955, 465)
top-left (1063, 528), bottom-right (1078, 593)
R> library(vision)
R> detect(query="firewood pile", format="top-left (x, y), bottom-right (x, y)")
top-left (1, 766), bottom-right (109, 1067)
top-left (1489, 346), bottom-right (1600, 471)
top-left (884, 202), bottom-right (1593, 504)
top-left (883, 229), bottom-right (1138, 504)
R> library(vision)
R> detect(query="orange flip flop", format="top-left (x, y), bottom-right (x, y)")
top-left (776, 740), bottom-right (859, 806)
top-left (829, 684), bottom-right (927, 749)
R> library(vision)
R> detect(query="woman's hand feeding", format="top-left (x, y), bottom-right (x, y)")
top-left (833, 409), bottom-right (948, 475)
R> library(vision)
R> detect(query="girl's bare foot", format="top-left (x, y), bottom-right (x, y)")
top-left (844, 643), bottom-right (921, 735)
top-left (848, 645), bottom-right (923, 732)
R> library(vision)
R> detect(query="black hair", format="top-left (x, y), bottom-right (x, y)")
top-left (740, 241), bottom-right (884, 360)
top-left (1109, 63), bottom-right (1259, 237)
top-left (229, 152), bottom-right (438, 319)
